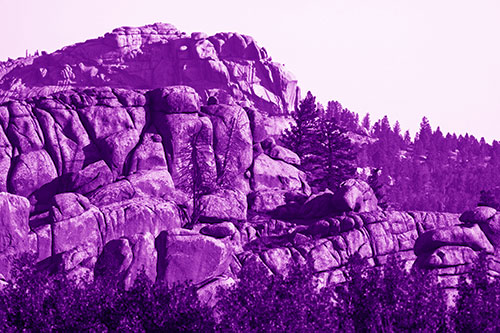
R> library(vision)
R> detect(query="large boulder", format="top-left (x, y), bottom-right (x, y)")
top-left (51, 205), bottom-right (104, 255)
top-left (8, 150), bottom-right (58, 198)
top-left (154, 112), bottom-right (217, 196)
top-left (49, 192), bottom-right (92, 223)
top-left (267, 145), bottom-right (300, 166)
top-left (99, 197), bottom-right (183, 243)
top-left (94, 238), bottom-right (133, 282)
top-left (414, 224), bottom-right (494, 256)
top-left (88, 179), bottom-right (136, 207)
top-left (126, 132), bottom-right (167, 173)
top-left (155, 229), bottom-right (232, 285)
top-left (93, 232), bottom-right (157, 288)
top-left (126, 168), bottom-right (175, 199)
top-left (0, 193), bottom-right (31, 278)
top-left (477, 213), bottom-right (500, 247)
top-left (459, 206), bottom-right (497, 224)
top-left (251, 153), bottom-right (310, 194)
top-left (248, 189), bottom-right (307, 213)
top-left (298, 189), bottom-right (337, 219)
top-left (201, 104), bottom-right (253, 193)
top-left (418, 246), bottom-right (478, 268)
top-left (63, 160), bottom-right (114, 195)
top-left (149, 86), bottom-right (201, 114)
top-left (198, 189), bottom-right (247, 223)
top-left (332, 179), bottom-right (379, 213)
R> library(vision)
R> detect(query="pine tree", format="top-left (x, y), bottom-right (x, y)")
top-left (282, 92), bottom-right (357, 192)
top-left (281, 91), bottom-right (319, 159)
top-left (311, 120), bottom-right (357, 191)
top-left (362, 113), bottom-right (371, 132)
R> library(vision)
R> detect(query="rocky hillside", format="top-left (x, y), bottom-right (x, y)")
top-left (0, 23), bottom-right (498, 300)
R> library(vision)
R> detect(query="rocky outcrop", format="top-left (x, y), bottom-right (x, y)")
top-left (0, 23), bottom-right (498, 300)
top-left (0, 193), bottom-right (30, 279)
top-left (0, 82), bottom-right (307, 286)
top-left (413, 206), bottom-right (500, 287)
top-left (0, 23), bottom-right (300, 117)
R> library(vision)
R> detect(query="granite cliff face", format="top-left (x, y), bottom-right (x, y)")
top-left (0, 23), bottom-right (498, 297)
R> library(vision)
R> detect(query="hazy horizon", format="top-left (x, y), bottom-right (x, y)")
top-left (1, 0), bottom-right (499, 142)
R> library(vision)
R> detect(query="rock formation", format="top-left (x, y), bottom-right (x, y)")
top-left (0, 23), bottom-right (498, 298)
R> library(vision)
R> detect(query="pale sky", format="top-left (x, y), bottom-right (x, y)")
top-left (1, 0), bottom-right (499, 142)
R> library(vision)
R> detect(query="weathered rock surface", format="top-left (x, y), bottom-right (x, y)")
top-left (156, 229), bottom-right (232, 285)
top-left (332, 178), bottom-right (379, 213)
top-left (0, 23), bottom-right (498, 295)
top-left (0, 23), bottom-right (300, 116)
top-left (251, 153), bottom-right (309, 193)
top-left (0, 193), bottom-right (30, 278)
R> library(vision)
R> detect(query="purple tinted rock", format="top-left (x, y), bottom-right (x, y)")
top-left (32, 223), bottom-right (51, 262)
top-left (95, 238), bottom-right (133, 282)
top-left (33, 100), bottom-right (96, 174)
top-left (246, 107), bottom-right (268, 143)
top-left (50, 192), bottom-right (92, 222)
top-left (149, 86), bottom-right (201, 114)
top-left (0, 193), bottom-right (30, 278)
top-left (200, 222), bottom-right (238, 239)
top-left (205, 89), bottom-right (234, 105)
top-left (332, 178), bottom-right (379, 213)
top-left (124, 232), bottom-right (157, 288)
top-left (88, 179), bottom-right (135, 207)
top-left (98, 198), bottom-right (182, 243)
top-left (155, 112), bottom-right (216, 194)
top-left (65, 160), bottom-right (114, 195)
top-left (197, 276), bottom-right (236, 307)
top-left (478, 213), bottom-right (500, 247)
top-left (112, 88), bottom-right (147, 107)
top-left (201, 104), bottom-right (253, 193)
top-left (0, 121), bottom-right (11, 193)
top-left (299, 189), bottom-right (337, 219)
top-left (268, 145), bottom-right (300, 166)
top-left (126, 132), bottom-right (167, 173)
top-left (198, 189), bottom-right (247, 223)
top-left (422, 246), bottom-right (478, 268)
top-left (156, 228), bottom-right (232, 285)
top-left (248, 189), bottom-right (289, 213)
top-left (220, 33), bottom-right (247, 58)
top-left (51, 206), bottom-right (104, 255)
top-left (38, 243), bottom-right (98, 283)
top-left (251, 153), bottom-right (310, 194)
top-left (126, 168), bottom-right (175, 198)
top-left (100, 128), bottom-right (140, 175)
top-left (414, 224), bottom-right (494, 256)
top-left (459, 206), bottom-right (497, 224)
top-left (8, 150), bottom-right (57, 198)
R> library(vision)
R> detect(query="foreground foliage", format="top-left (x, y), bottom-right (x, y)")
top-left (1, 252), bottom-right (500, 331)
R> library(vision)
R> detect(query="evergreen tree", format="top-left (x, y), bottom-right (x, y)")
top-left (281, 91), bottom-right (319, 158)
top-left (362, 113), bottom-right (371, 132)
top-left (311, 120), bottom-right (357, 191)
top-left (282, 92), bottom-right (357, 192)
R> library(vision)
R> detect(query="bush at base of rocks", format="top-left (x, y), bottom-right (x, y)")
top-left (3, 252), bottom-right (500, 331)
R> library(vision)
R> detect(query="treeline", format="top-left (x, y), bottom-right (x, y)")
top-left (283, 92), bottom-right (500, 213)
top-left (1, 252), bottom-right (499, 331)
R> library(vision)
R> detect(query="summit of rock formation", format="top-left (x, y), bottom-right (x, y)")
top-left (0, 23), bottom-right (299, 117)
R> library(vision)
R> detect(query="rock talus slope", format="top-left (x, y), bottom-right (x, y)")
top-left (0, 23), bottom-right (497, 294)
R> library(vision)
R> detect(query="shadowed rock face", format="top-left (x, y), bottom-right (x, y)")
top-left (0, 23), bottom-right (498, 296)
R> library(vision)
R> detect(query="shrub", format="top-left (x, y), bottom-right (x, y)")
top-left (0, 254), bottom-right (216, 332)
